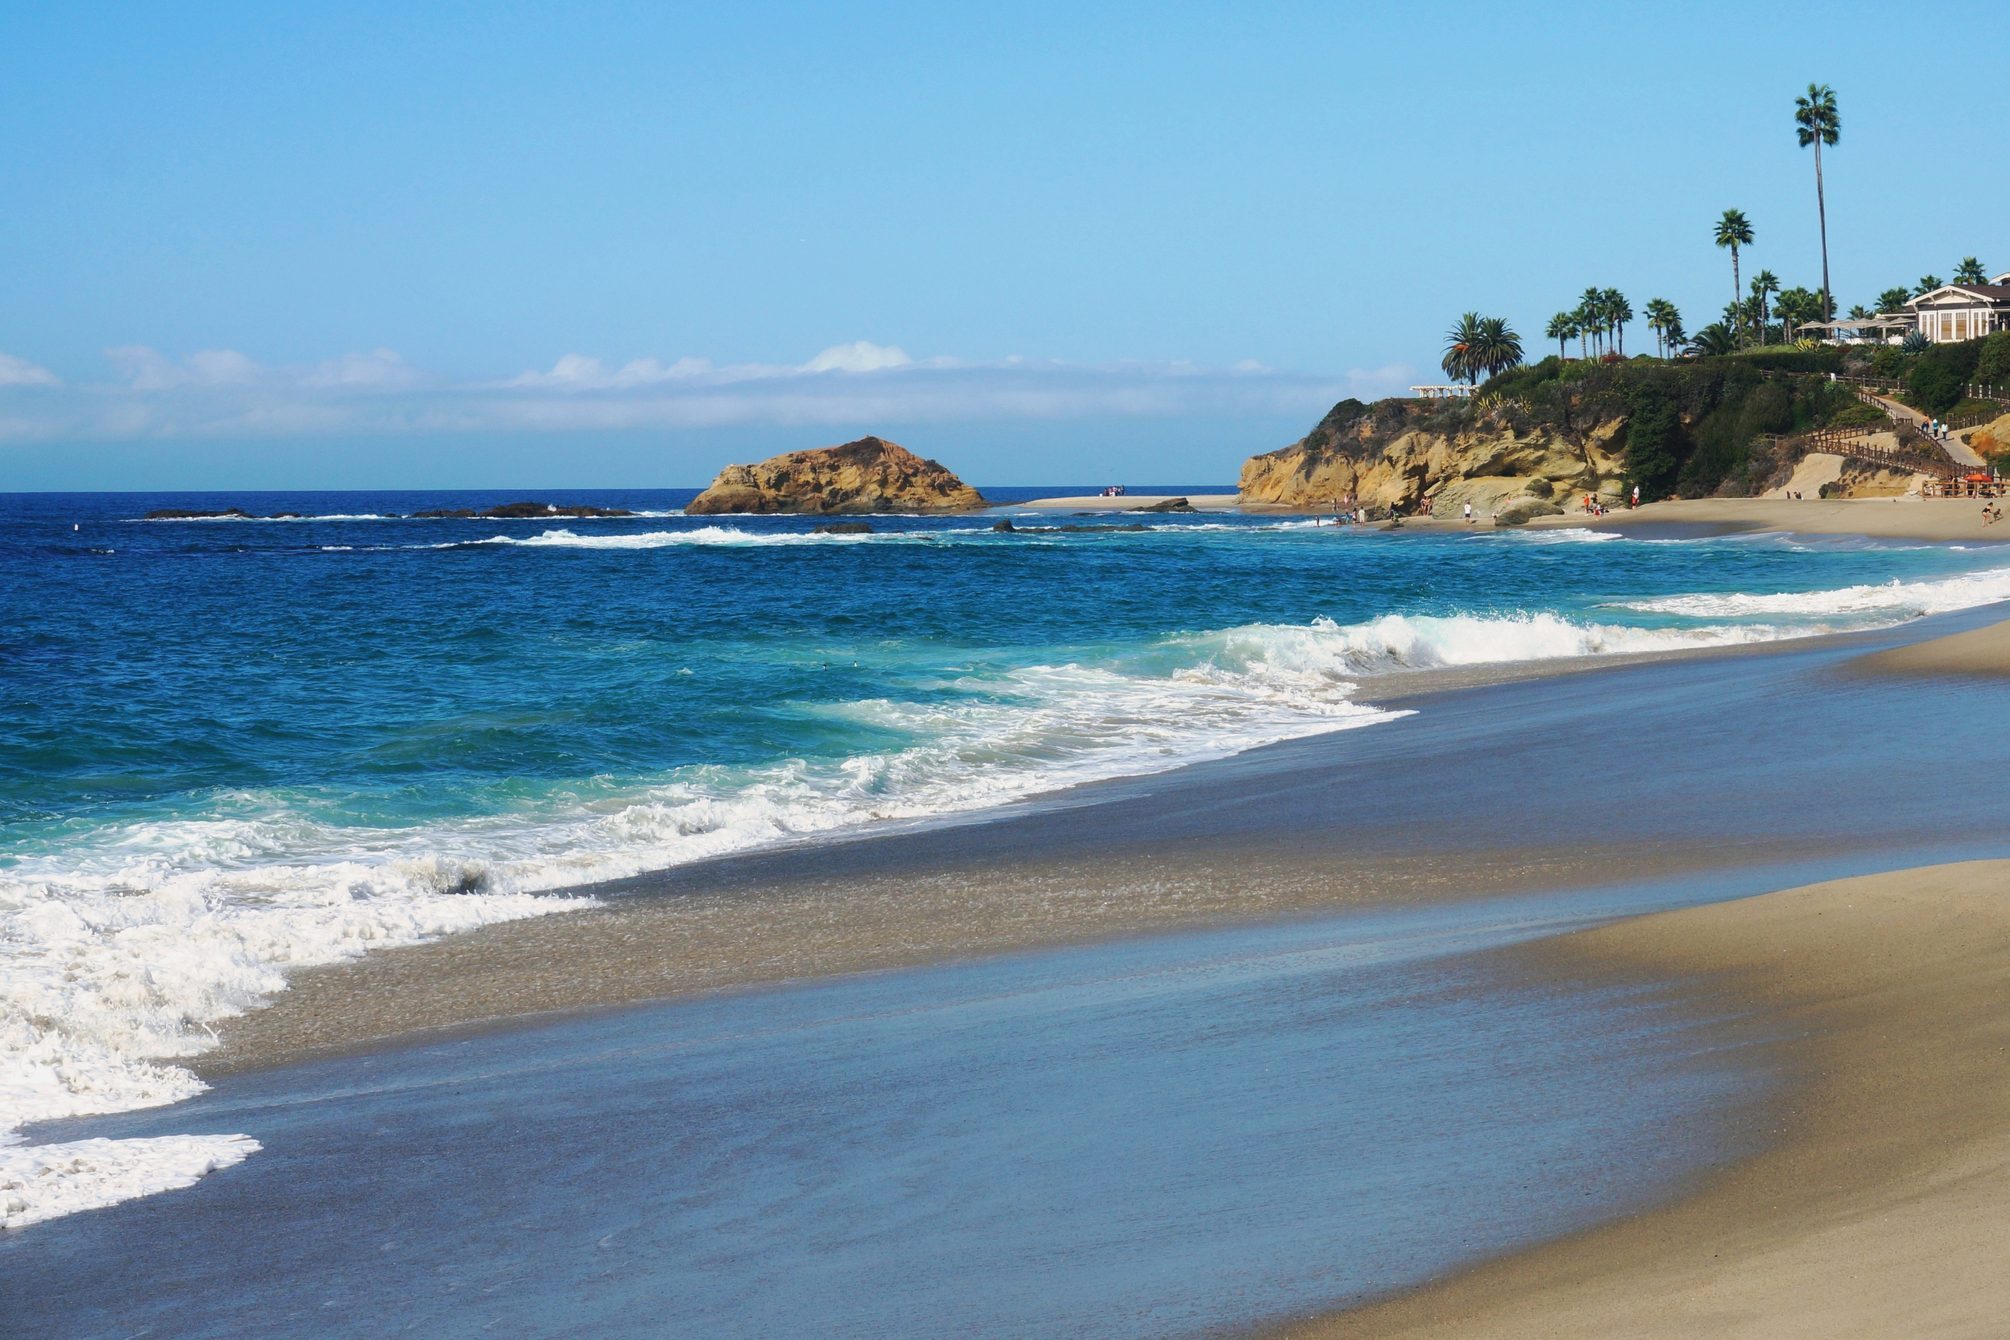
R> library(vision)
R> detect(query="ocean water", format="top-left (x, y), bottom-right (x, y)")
top-left (5, 883), bottom-right (1780, 1339)
top-left (5, 486), bottom-right (2010, 1228)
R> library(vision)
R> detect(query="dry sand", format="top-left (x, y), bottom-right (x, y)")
top-left (1273, 859), bottom-right (2010, 1340)
top-left (1520, 495), bottom-right (2009, 543)
top-left (1851, 617), bottom-right (2010, 679)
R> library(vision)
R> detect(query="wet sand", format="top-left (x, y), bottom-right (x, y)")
top-left (1851, 615), bottom-right (2010, 678)
top-left (1276, 858), bottom-right (2010, 1339)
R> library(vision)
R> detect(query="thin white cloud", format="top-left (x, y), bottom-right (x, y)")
top-left (0, 342), bottom-right (1398, 443)
top-left (801, 340), bottom-right (911, 373)
top-left (0, 353), bottom-right (61, 387)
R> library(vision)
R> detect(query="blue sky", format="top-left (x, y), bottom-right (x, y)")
top-left (2, 1), bottom-right (2002, 489)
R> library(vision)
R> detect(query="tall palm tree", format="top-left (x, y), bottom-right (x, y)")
top-left (1794, 84), bottom-right (1840, 318)
top-left (1847, 304), bottom-right (1871, 321)
top-left (1877, 286), bottom-right (1912, 313)
top-left (1750, 270), bottom-right (1781, 343)
top-left (1954, 257), bottom-right (1988, 285)
top-left (1545, 312), bottom-right (1576, 360)
top-left (1602, 289), bottom-right (1632, 355)
top-left (1917, 275), bottom-right (1944, 295)
top-left (1714, 209), bottom-right (1755, 345)
top-left (1442, 312), bottom-right (1484, 385)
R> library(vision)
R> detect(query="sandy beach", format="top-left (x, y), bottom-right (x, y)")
top-left (1275, 858), bottom-right (2010, 1339)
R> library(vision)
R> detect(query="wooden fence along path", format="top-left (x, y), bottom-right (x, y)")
top-left (1757, 426), bottom-right (1955, 479)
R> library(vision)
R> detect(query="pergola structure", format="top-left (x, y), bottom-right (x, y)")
top-left (1409, 384), bottom-right (1476, 399)
top-left (1795, 316), bottom-right (1911, 345)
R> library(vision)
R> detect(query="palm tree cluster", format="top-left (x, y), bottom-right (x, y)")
top-left (1441, 313), bottom-right (1524, 385)
top-left (1643, 298), bottom-right (1684, 357)
top-left (1545, 288), bottom-right (1634, 359)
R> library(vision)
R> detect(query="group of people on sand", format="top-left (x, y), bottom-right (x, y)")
top-left (1323, 493), bottom-right (1361, 525)
top-left (1098, 484), bottom-right (1128, 497)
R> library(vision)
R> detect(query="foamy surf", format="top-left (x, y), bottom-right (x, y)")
top-left (6, 543), bottom-right (2003, 1232)
top-left (1615, 563), bottom-right (2010, 620)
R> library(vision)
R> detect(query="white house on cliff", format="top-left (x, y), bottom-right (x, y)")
top-left (1905, 273), bottom-right (2010, 343)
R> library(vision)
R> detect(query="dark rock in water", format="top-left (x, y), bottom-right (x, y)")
top-left (409, 508), bottom-right (477, 519)
top-left (268, 512), bottom-right (303, 519)
top-left (813, 522), bottom-right (875, 534)
top-left (142, 508), bottom-right (253, 520)
top-left (992, 520), bottom-right (1150, 534)
top-left (1135, 496), bottom-right (1196, 513)
top-left (479, 501), bottom-right (635, 519)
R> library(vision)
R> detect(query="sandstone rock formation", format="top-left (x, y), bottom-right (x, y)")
top-left (1237, 398), bottom-right (1628, 515)
top-left (686, 437), bottom-right (985, 515)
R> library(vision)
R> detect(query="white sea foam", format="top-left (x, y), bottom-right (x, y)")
top-left (1616, 563), bottom-right (2010, 620)
top-left (2, 1135), bottom-right (260, 1230)
top-left (1483, 527), bottom-right (1623, 544)
top-left (459, 526), bottom-right (888, 549)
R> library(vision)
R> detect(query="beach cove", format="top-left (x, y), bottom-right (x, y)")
top-left (5, 489), bottom-right (2010, 1334)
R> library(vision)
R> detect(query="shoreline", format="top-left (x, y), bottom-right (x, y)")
top-left (1012, 491), bottom-right (2010, 545)
top-left (192, 603), bottom-right (2010, 1082)
top-left (1272, 858), bottom-right (2010, 1338)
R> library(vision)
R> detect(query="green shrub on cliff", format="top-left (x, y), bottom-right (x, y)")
top-left (1625, 381), bottom-right (1687, 500)
top-left (1907, 339), bottom-right (1984, 416)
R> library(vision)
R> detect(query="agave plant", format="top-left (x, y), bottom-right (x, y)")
top-left (1902, 329), bottom-right (1929, 354)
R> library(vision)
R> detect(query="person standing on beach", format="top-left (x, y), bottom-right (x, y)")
top-left (1463, 502), bottom-right (1473, 524)
top-left (1631, 484), bottom-right (1640, 509)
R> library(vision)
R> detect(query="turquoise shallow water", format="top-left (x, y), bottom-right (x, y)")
top-left (6, 486), bottom-right (2010, 1235)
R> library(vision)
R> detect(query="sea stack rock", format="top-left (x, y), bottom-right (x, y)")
top-left (685, 436), bottom-right (985, 515)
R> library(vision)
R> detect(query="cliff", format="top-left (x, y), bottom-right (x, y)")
top-left (1240, 355), bottom-right (1871, 513)
top-left (685, 436), bottom-right (985, 515)
top-left (1237, 396), bottom-right (1625, 517)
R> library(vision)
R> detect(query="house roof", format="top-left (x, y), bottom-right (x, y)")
top-left (1905, 284), bottom-right (2010, 308)
top-left (1995, 273), bottom-right (2010, 286)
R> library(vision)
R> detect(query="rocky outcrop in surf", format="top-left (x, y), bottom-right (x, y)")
top-left (685, 437), bottom-right (985, 515)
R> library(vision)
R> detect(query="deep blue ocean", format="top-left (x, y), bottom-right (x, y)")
top-left (6, 485), bottom-right (2010, 1235)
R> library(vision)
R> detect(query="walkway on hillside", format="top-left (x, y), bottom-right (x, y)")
top-left (1859, 389), bottom-right (1984, 468)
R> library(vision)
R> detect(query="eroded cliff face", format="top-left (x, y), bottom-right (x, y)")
top-left (686, 436), bottom-right (985, 515)
top-left (1237, 398), bottom-right (1629, 514)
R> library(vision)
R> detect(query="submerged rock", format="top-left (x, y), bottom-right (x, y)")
top-left (813, 522), bottom-right (875, 534)
top-left (142, 508), bottom-right (254, 520)
top-left (685, 436), bottom-right (985, 515)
